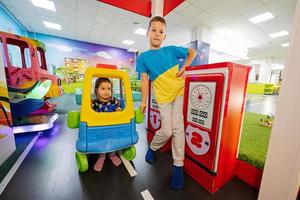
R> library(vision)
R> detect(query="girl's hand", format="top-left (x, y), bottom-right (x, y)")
top-left (116, 107), bottom-right (121, 111)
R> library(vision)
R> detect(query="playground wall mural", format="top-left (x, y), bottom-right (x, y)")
top-left (28, 33), bottom-right (136, 93)
top-left (30, 33), bottom-right (136, 77)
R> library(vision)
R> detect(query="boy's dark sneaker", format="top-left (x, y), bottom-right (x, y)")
top-left (170, 165), bottom-right (184, 190)
top-left (145, 147), bottom-right (155, 164)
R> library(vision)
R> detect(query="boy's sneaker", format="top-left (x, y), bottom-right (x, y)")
top-left (145, 147), bottom-right (155, 164)
top-left (170, 165), bottom-right (184, 190)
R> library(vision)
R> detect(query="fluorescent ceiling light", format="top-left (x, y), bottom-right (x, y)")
top-left (249, 12), bottom-right (274, 24)
top-left (215, 29), bottom-right (259, 48)
top-left (210, 34), bottom-right (248, 59)
top-left (271, 63), bottom-right (284, 70)
top-left (31, 0), bottom-right (56, 12)
top-left (134, 28), bottom-right (147, 36)
top-left (122, 40), bottom-right (134, 45)
top-left (269, 31), bottom-right (289, 38)
top-left (43, 21), bottom-right (61, 30)
top-left (281, 43), bottom-right (290, 47)
top-left (128, 48), bottom-right (138, 52)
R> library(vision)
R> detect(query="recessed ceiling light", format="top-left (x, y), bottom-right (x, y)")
top-left (122, 40), bottom-right (134, 45)
top-left (249, 12), bottom-right (274, 24)
top-left (134, 28), bottom-right (147, 36)
top-left (43, 21), bottom-right (61, 30)
top-left (281, 43), bottom-right (290, 47)
top-left (31, 0), bottom-right (56, 12)
top-left (128, 48), bottom-right (138, 52)
top-left (269, 31), bottom-right (289, 38)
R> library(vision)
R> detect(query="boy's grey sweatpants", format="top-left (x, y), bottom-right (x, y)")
top-left (150, 95), bottom-right (185, 167)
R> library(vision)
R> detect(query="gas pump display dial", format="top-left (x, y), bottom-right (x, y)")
top-left (190, 85), bottom-right (212, 110)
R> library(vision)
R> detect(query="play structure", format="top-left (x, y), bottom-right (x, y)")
top-left (6, 79), bottom-right (58, 134)
top-left (0, 31), bottom-right (61, 98)
top-left (67, 67), bottom-right (144, 172)
top-left (146, 62), bottom-right (251, 193)
top-left (0, 31), bottom-right (60, 134)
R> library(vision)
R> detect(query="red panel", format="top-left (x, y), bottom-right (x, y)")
top-left (163, 0), bottom-right (185, 16)
top-left (235, 160), bottom-right (263, 190)
top-left (98, 0), bottom-right (186, 17)
top-left (99, 0), bottom-right (151, 17)
top-left (96, 63), bottom-right (117, 69)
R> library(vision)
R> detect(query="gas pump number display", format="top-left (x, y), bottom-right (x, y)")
top-left (187, 82), bottom-right (216, 130)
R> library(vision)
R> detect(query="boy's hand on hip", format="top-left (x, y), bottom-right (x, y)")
top-left (176, 70), bottom-right (185, 79)
top-left (140, 103), bottom-right (147, 114)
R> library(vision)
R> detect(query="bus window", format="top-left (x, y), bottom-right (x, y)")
top-left (24, 47), bottom-right (31, 68)
top-left (37, 47), bottom-right (47, 70)
top-left (6, 38), bottom-right (31, 69)
top-left (7, 44), bottom-right (22, 68)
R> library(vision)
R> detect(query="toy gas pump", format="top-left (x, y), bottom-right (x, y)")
top-left (183, 62), bottom-right (250, 193)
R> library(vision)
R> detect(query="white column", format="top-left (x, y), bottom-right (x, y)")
top-left (191, 25), bottom-right (212, 44)
top-left (151, 0), bottom-right (164, 17)
top-left (258, 1), bottom-right (300, 200)
top-left (258, 58), bottom-right (272, 83)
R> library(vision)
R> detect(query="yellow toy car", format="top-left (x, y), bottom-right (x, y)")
top-left (67, 67), bottom-right (144, 172)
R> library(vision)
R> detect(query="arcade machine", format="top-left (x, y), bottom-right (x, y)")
top-left (183, 62), bottom-right (250, 193)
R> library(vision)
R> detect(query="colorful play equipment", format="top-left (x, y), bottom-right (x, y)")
top-left (0, 31), bottom-right (61, 98)
top-left (8, 80), bottom-right (56, 118)
top-left (67, 67), bottom-right (144, 172)
top-left (259, 114), bottom-right (274, 128)
top-left (4, 78), bottom-right (58, 133)
top-left (9, 80), bottom-right (51, 101)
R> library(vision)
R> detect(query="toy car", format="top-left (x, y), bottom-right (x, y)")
top-left (67, 67), bottom-right (144, 172)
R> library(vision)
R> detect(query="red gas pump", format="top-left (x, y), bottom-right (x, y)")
top-left (183, 62), bottom-right (250, 193)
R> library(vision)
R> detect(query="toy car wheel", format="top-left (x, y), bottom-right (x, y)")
top-left (67, 111), bottom-right (80, 128)
top-left (75, 152), bottom-right (88, 172)
top-left (122, 146), bottom-right (136, 161)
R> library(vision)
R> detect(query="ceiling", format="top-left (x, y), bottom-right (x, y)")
top-left (0, 0), bottom-right (297, 64)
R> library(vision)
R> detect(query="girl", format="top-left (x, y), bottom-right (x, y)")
top-left (92, 77), bottom-right (122, 171)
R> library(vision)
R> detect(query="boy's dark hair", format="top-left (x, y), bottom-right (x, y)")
top-left (94, 77), bottom-right (113, 97)
top-left (148, 16), bottom-right (166, 30)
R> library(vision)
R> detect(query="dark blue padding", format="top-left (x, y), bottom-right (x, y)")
top-left (10, 99), bottom-right (44, 118)
top-left (76, 118), bottom-right (139, 153)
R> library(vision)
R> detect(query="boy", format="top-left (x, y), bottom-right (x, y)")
top-left (136, 16), bottom-right (197, 190)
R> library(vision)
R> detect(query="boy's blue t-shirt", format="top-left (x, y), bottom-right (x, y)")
top-left (136, 45), bottom-right (188, 104)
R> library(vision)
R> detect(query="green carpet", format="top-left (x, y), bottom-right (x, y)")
top-left (238, 112), bottom-right (272, 169)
